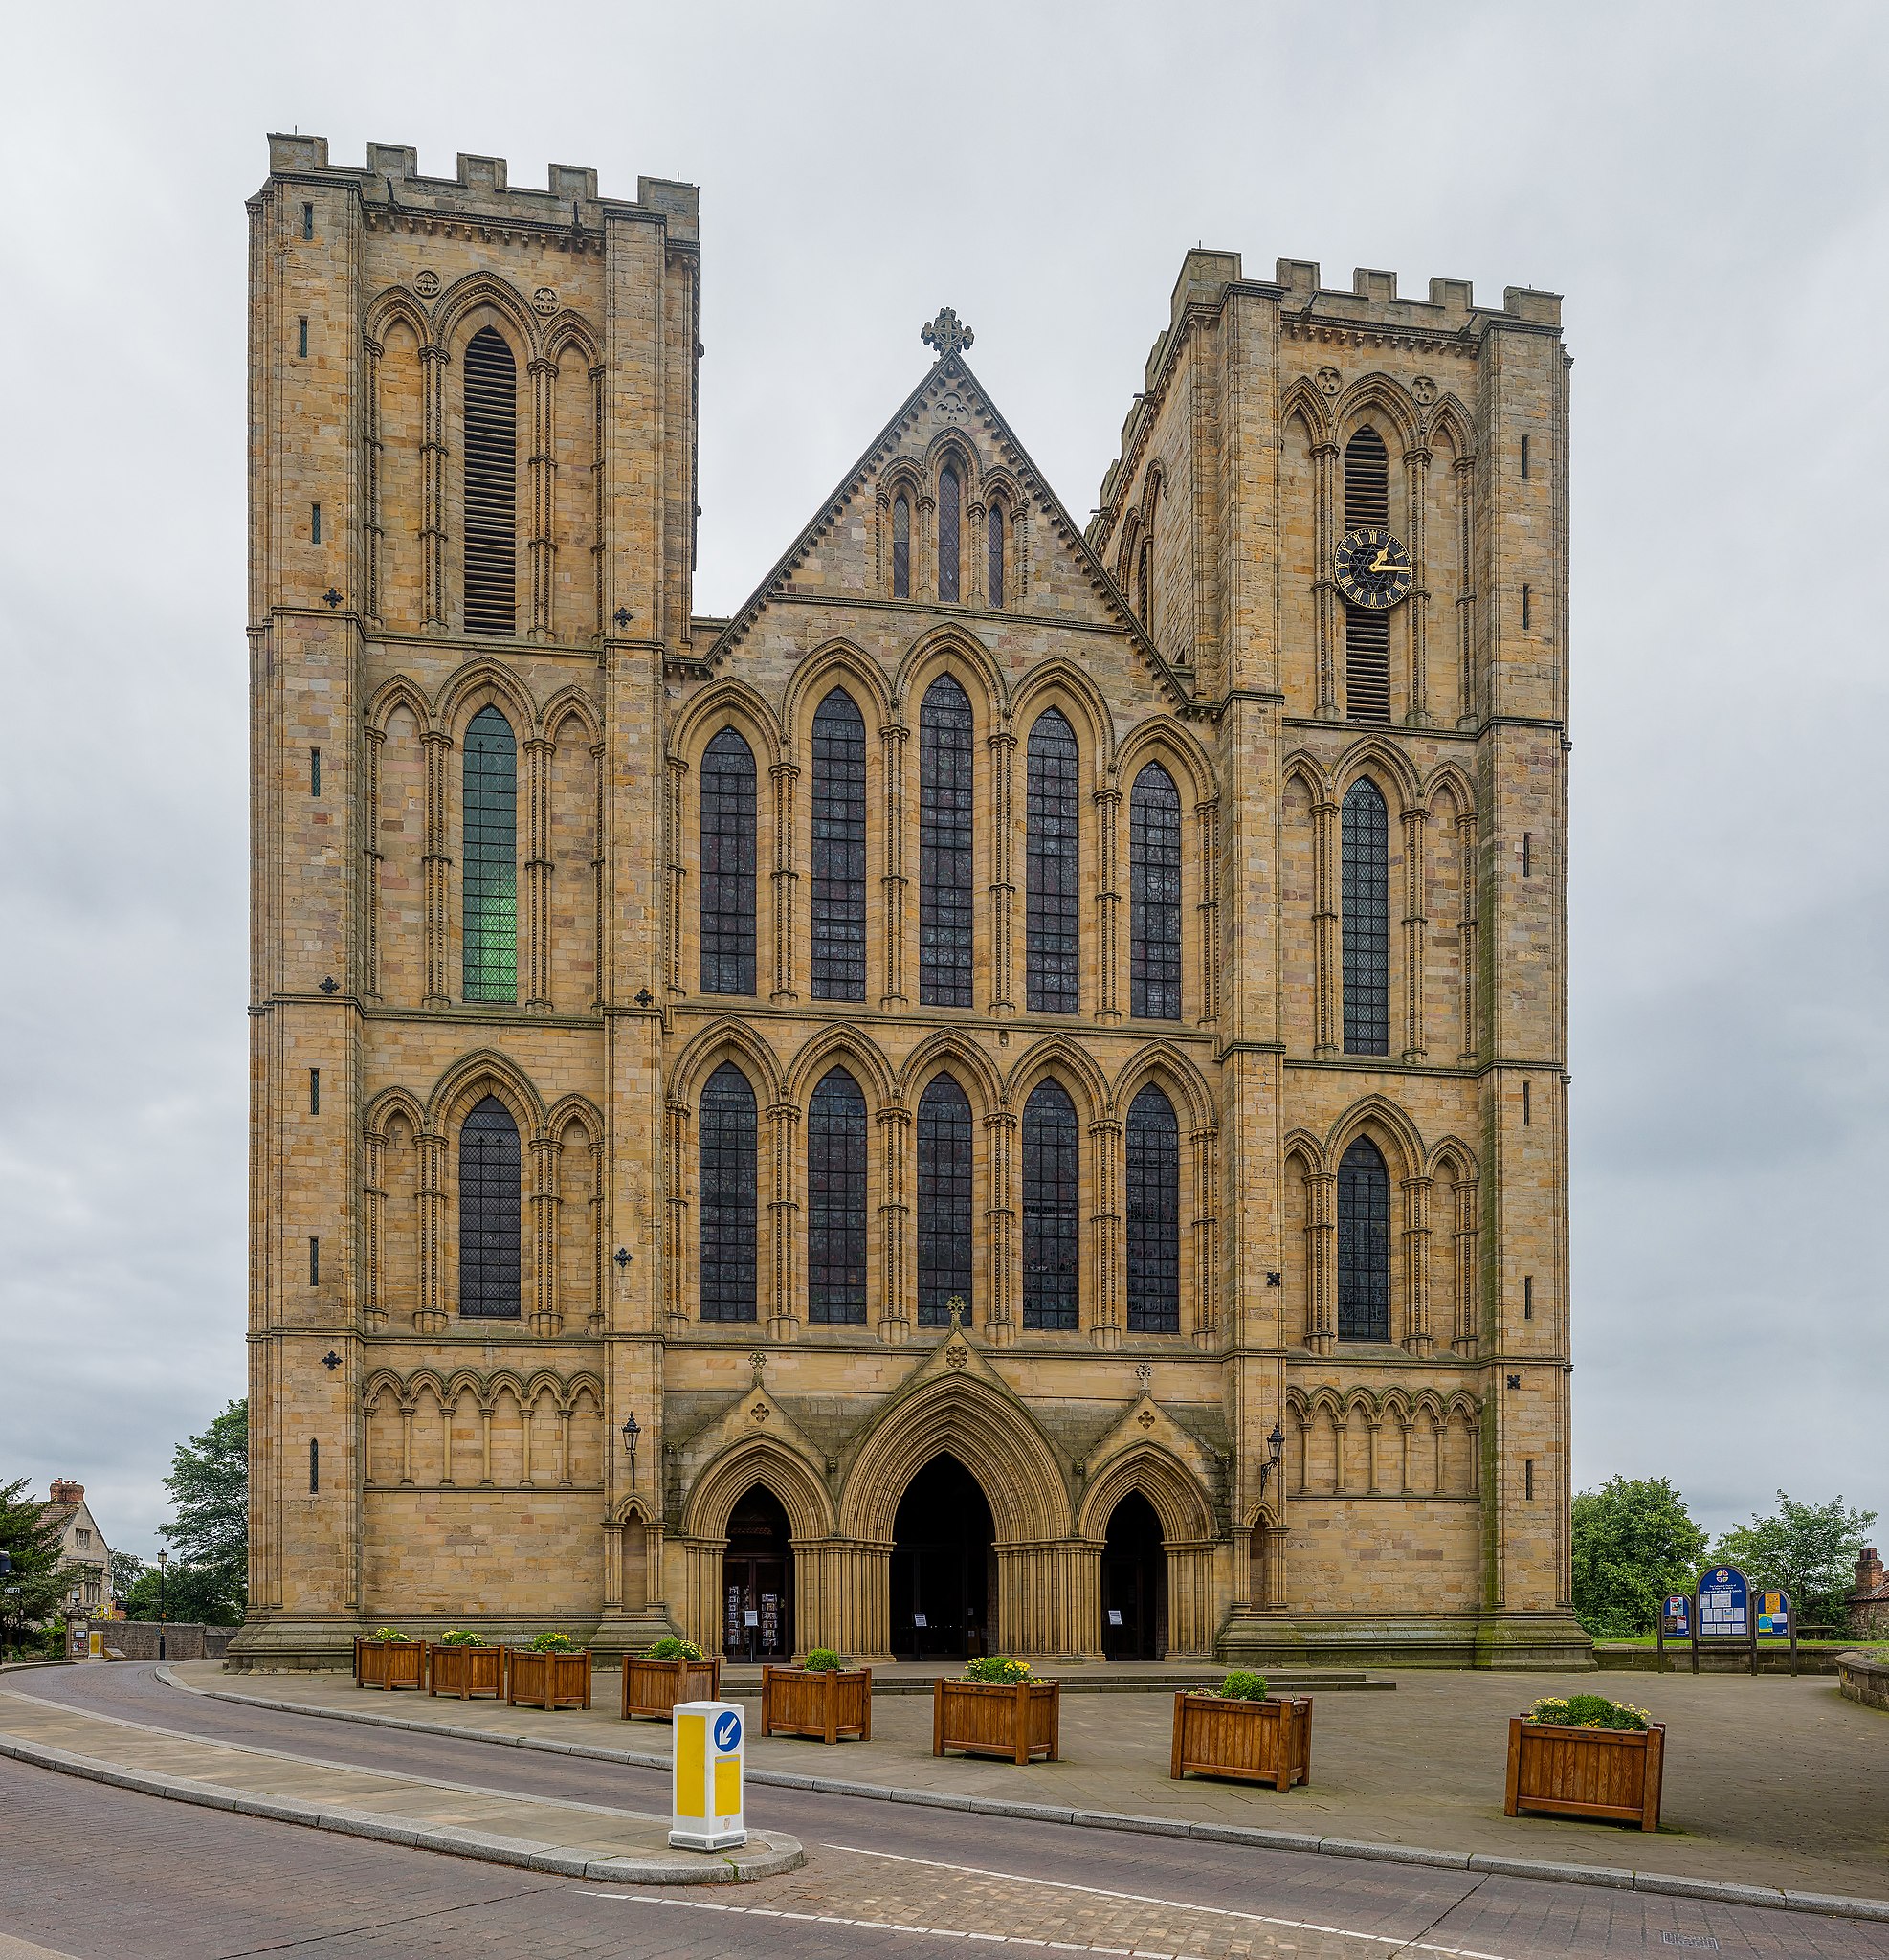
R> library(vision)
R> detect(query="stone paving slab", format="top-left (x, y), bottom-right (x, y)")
top-left (177, 1659), bottom-right (1889, 1904)
top-left (0, 1688), bottom-right (800, 1884)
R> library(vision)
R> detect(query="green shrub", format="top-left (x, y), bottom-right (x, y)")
top-left (1525, 1692), bottom-right (1651, 1731)
top-left (439, 1629), bottom-right (482, 1646)
top-left (529, 1631), bottom-right (574, 1653)
top-left (1217, 1670), bottom-right (1269, 1701)
top-left (963, 1656), bottom-right (1035, 1684)
top-left (803, 1647), bottom-right (843, 1672)
top-left (645, 1636), bottom-right (704, 1661)
top-left (370, 1627), bottom-right (409, 1643)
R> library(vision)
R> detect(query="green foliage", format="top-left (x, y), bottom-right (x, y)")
top-left (1526, 1692), bottom-right (1651, 1732)
top-left (1571, 1476), bottom-right (1707, 1639)
top-left (159, 1399), bottom-right (248, 1621)
top-left (803, 1647), bottom-right (843, 1673)
top-left (1710, 1492), bottom-right (1879, 1632)
top-left (370, 1627), bottom-right (410, 1643)
top-left (963, 1656), bottom-right (1034, 1684)
top-left (122, 1562), bottom-right (243, 1628)
top-left (439, 1629), bottom-right (483, 1646)
top-left (0, 1477), bottom-right (75, 1650)
top-left (645, 1636), bottom-right (704, 1661)
top-left (109, 1549), bottom-right (147, 1602)
top-left (1217, 1670), bottom-right (1269, 1701)
top-left (530, 1630), bottom-right (573, 1652)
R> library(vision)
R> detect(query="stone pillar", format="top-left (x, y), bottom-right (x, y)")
top-left (767, 1099), bottom-right (800, 1341)
top-left (880, 719), bottom-right (907, 1010)
top-left (1305, 1169), bottom-right (1336, 1352)
top-left (1404, 442), bottom-right (1431, 724)
top-left (983, 1109), bottom-right (1017, 1347)
top-left (414, 1131), bottom-right (447, 1332)
top-left (1194, 797), bottom-right (1219, 1025)
top-left (420, 342), bottom-right (448, 631)
top-left (769, 761), bottom-right (799, 1003)
top-left (1088, 1118), bottom-right (1122, 1349)
top-left (1312, 792), bottom-right (1339, 1056)
top-left (1457, 808), bottom-right (1479, 1063)
top-left (1094, 784), bottom-right (1122, 1023)
top-left (362, 1124), bottom-right (388, 1332)
top-left (664, 1099), bottom-right (690, 1336)
top-left (421, 729), bottom-right (450, 1006)
top-left (530, 1135), bottom-right (562, 1336)
top-left (986, 730), bottom-right (1016, 1015)
top-left (878, 1103), bottom-right (911, 1343)
top-left (1401, 804), bottom-right (1428, 1060)
top-left (1402, 1172), bottom-right (1433, 1354)
top-left (1189, 1125), bottom-right (1219, 1349)
top-left (1313, 439), bottom-right (1339, 717)
top-left (524, 735), bottom-right (553, 1010)
top-left (527, 356), bottom-right (555, 638)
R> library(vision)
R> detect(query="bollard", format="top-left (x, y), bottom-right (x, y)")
top-left (670, 1699), bottom-right (746, 1850)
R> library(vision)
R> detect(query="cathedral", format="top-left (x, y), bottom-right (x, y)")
top-left (235, 133), bottom-right (1586, 1671)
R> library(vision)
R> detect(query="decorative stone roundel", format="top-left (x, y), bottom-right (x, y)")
top-left (532, 286), bottom-right (558, 316)
top-left (1315, 366), bottom-right (1342, 397)
top-left (1411, 375), bottom-right (1437, 406)
top-left (937, 390), bottom-right (970, 425)
top-left (413, 269), bottom-right (441, 299)
top-left (944, 1340), bottom-right (969, 1370)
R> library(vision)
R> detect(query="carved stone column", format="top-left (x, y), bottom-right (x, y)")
top-left (770, 761), bottom-right (799, 1003)
top-left (589, 365), bottom-right (607, 638)
top-left (587, 1135), bottom-right (606, 1332)
top-left (422, 728), bottom-right (451, 1006)
top-left (414, 1131), bottom-right (447, 1333)
top-left (530, 1135), bottom-right (562, 1335)
top-left (527, 356), bottom-right (556, 639)
top-left (1401, 1172), bottom-right (1433, 1355)
top-left (880, 719), bottom-right (908, 1010)
top-left (664, 754), bottom-right (687, 997)
top-left (1457, 809), bottom-right (1479, 1062)
top-left (1313, 439), bottom-right (1339, 717)
top-left (363, 1125), bottom-right (389, 1331)
top-left (419, 342), bottom-right (448, 632)
top-left (1305, 1169), bottom-right (1336, 1353)
top-left (767, 1099), bottom-right (800, 1340)
top-left (878, 1104), bottom-right (911, 1343)
top-left (983, 1109), bottom-right (1017, 1346)
top-left (1404, 443), bottom-right (1431, 724)
top-left (524, 735), bottom-right (554, 1011)
top-left (1454, 452), bottom-right (1477, 724)
top-left (1189, 1125), bottom-right (1219, 1348)
top-left (591, 741), bottom-right (607, 1008)
top-left (1089, 1117), bottom-right (1122, 1349)
top-left (1195, 798), bottom-right (1220, 1026)
top-left (664, 1099), bottom-right (690, 1336)
top-left (1094, 784), bottom-right (1122, 1022)
top-left (1453, 1174), bottom-right (1479, 1353)
top-left (917, 495), bottom-right (936, 601)
top-left (363, 724), bottom-right (384, 1000)
top-left (363, 335), bottom-right (385, 626)
top-left (1401, 804), bottom-right (1428, 1060)
top-left (986, 730), bottom-right (1016, 1014)
top-left (1312, 793), bottom-right (1340, 1056)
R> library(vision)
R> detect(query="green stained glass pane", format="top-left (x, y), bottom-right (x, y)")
top-left (463, 705), bottom-right (517, 1002)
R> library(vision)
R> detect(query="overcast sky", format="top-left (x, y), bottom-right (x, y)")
top-left (2, 3), bottom-right (1883, 1562)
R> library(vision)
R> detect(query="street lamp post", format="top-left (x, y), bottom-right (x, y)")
top-left (156, 1548), bottom-right (168, 1662)
top-left (620, 1412), bottom-right (640, 1488)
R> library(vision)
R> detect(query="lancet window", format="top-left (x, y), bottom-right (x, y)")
top-left (1129, 763), bottom-right (1182, 1019)
top-left (811, 689), bottom-right (867, 1001)
top-left (700, 727), bottom-right (757, 996)
top-left (1342, 777), bottom-right (1389, 1056)
top-left (1336, 1135), bottom-right (1391, 1341)
top-left (1025, 709), bottom-right (1080, 1013)
top-left (920, 675), bottom-right (974, 1007)
top-left (463, 705), bottom-right (518, 1004)
top-left (808, 1067), bottom-right (868, 1324)
top-left (916, 1074), bottom-right (974, 1325)
top-left (1022, 1079), bottom-right (1078, 1329)
top-left (462, 326), bottom-right (517, 636)
top-left (458, 1096), bottom-right (521, 1318)
top-left (1125, 1084), bottom-right (1180, 1334)
top-left (699, 1063), bottom-right (758, 1323)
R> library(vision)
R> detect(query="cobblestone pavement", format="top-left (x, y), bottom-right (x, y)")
top-left (2, 1668), bottom-right (1885, 1959)
top-left (122, 1657), bottom-right (1889, 1899)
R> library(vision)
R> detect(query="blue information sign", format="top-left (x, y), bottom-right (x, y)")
top-left (1757, 1591), bottom-right (1790, 1637)
top-left (1661, 1593), bottom-right (1690, 1637)
top-left (1698, 1566), bottom-right (1749, 1637)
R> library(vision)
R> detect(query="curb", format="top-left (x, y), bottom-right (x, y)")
top-left (0, 1724), bottom-right (801, 1885)
top-left (161, 1672), bottom-right (1889, 1926)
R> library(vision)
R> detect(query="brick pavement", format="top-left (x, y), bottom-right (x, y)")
top-left (174, 1661), bottom-right (1889, 1900)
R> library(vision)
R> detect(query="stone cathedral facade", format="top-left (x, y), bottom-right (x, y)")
top-left (236, 132), bottom-right (1587, 1671)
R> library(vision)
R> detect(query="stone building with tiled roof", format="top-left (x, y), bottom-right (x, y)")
top-left (42, 1480), bottom-right (112, 1616)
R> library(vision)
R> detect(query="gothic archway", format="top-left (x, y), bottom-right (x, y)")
top-left (889, 1453), bottom-right (994, 1660)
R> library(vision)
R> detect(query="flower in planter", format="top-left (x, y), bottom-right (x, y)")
top-left (439, 1629), bottom-right (484, 1646)
top-left (803, 1647), bottom-right (844, 1672)
top-left (1524, 1692), bottom-right (1650, 1731)
top-left (529, 1631), bottom-right (574, 1653)
top-left (645, 1636), bottom-right (704, 1661)
top-left (370, 1627), bottom-right (410, 1643)
top-left (1216, 1669), bottom-right (1270, 1701)
top-left (963, 1656), bottom-right (1035, 1684)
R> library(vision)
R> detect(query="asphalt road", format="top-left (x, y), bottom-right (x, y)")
top-left (0, 1664), bottom-right (1882, 1960)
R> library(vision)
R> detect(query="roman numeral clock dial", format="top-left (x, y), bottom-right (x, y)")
top-left (1334, 526), bottom-right (1414, 609)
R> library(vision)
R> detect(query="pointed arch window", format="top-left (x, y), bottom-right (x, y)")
top-left (1022, 1079), bottom-right (1078, 1329)
top-left (458, 1096), bottom-right (521, 1318)
top-left (463, 705), bottom-right (517, 1003)
top-left (462, 325), bottom-right (517, 635)
top-left (917, 1074), bottom-right (973, 1325)
top-left (1125, 1084), bottom-right (1180, 1334)
top-left (892, 494), bottom-right (911, 599)
top-left (988, 501), bottom-right (1006, 608)
top-left (920, 675), bottom-right (974, 1007)
top-left (700, 727), bottom-right (757, 996)
top-left (1130, 763), bottom-right (1182, 1019)
top-left (1026, 709), bottom-right (1080, 1013)
top-left (938, 465), bottom-right (961, 603)
top-left (699, 1062), bottom-right (758, 1323)
top-left (1343, 425), bottom-right (1390, 722)
top-left (808, 1066), bottom-right (867, 1324)
top-left (1337, 1135), bottom-right (1391, 1341)
top-left (1342, 777), bottom-right (1389, 1056)
top-left (811, 688), bottom-right (867, 1001)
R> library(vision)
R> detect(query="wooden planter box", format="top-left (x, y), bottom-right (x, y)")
top-left (506, 1648), bottom-right (592, 1710)
top-left (1170, 1692), bottom-right (1313, 1792)
top-left (933, 1678), bottom-right (1059, 1765)
top-left (354, 1637), bottom-right (425, 1691)
top-left (761, 1664), bottom-right (873, 1743)
top-left (621, 1653), bottom-right (721, 1722)
top-left (427, 1642), bottom-right (507, 1700)
top-left (1504, 1717), bottom-right (1666, 1831)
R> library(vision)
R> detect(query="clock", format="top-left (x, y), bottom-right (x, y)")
top-left (1334, 527), bottom-right (1413, 610)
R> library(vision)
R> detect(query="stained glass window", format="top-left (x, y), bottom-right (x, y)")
top-left (938, 465), bottom-right (961, 602)
top-left (458, 1096), bottom-right (521, 1317)
top-left (463, 326), bottom-right (517, 636)
top-left (700, 1063), bottom-right (758, 1323)
top-left (1125, 1083), bottom-right (1180, 1334)
top-left (811, 688), bottom-right (867, 1001)
top-left (808, 1067), bottom-right (867, 1325)
top-left (1337, 1135), bottom-right (1390, 1341)
top-left (920, 675), bottom-right (974, 1007)
top-left (463, 705), bottom-right (517, 1003)
top-left (1342, 777), bottom-right (1389, 1055)
top-left (700, 726), bottom-right (757, 995)
top-left (1130, 763), bottom-right (1182, 1019)
top-left (1022, 1079), bottom-right (1078, 1330)
top-left (1026, 710), bottom-right (1079, 1013)
top-left (917, 1074), bottom-right (973, 1325)
top-left (892, 495), bottom-right (911, 599)
top-left (988, 501), bottom-right (1006, 608)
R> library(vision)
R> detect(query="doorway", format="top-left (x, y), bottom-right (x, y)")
top-left (890, 1453), bottom-right (993, 1661)
top-left (1101, 1491), bottom-right (1166, 1660)
top-left (722, 1484), bottom-right (792, 1663)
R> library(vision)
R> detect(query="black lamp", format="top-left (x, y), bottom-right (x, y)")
top-left (621, 1412), bottom-right (641, 1487)
top-left (1259, 1421), bottom-right (1286, 1488)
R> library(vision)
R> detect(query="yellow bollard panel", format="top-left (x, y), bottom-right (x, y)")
top-left (670, 1699), bottom-right (746, 1850)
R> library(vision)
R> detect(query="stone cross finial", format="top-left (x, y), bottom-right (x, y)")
top-left (922, 307), bottom-right (974, 361)
top-left (749, 1350), bottom-right (767, 1385)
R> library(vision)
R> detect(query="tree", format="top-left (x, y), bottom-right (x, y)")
top-left (0, 1478), bottom-right (74, 1657)
top-left (159, 1399), bottom-right (248, 1619)
top-left (1571, 1476), bottom-right (1708, 1639)
top-left (121, 1560), bottom-right (242, 1628)
top-left (109, 1548), bottom-right (146, 1604)
top-left (1711, 1492), bottom-right (1878, 1634)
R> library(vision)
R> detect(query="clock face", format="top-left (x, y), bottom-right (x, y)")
top-left (1334, 527), bottom-right (1413, 610)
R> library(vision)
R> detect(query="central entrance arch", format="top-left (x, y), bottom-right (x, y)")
top-left (722, 1484), bottom-right (792, 1663)
top-left (1101, 1490), bottom-right (1166, 1660)
top-left (890, 1453), bottom-right (993, 1660)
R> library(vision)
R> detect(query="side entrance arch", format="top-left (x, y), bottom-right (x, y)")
top-left (1101, 1491), bottom-right (1166, 1660)
top-left (890, 1453), bottom-right (994, 1660)
top-left (721, 1484), bottom-right (793, 1663)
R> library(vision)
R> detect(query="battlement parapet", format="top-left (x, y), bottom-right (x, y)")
top-left (261, 135), bottom-right (697, 240)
